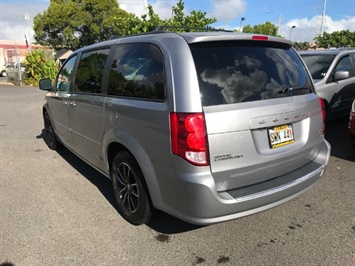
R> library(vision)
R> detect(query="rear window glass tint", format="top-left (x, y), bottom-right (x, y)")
top-left (190, 41), bottom-right (312, 106)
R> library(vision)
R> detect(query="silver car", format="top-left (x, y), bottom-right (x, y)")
top-left (299, 49), bottom-right (355, 119)
top-left (39, 30), bottom-right (330, 225)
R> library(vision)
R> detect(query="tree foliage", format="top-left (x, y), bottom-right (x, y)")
top-left (132, 1), bottom-right (216, 33)
top-left (34, 0), bottom-right (217, 50)
top-left (34, 0), bottom-right (132, 50)
top-left (314, 30), bottom-right (355, 48)
top-left (241, 21), bottom-right (279, 36)
top-left (23, 49), bottom-right (58, 86)
top-left (293, 42), bottom-right (310, 51)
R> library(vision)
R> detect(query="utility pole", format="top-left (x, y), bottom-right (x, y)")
top-left (239, 17), bottom-right (246, 33)
top-left (320, 0), bottom-right (327, 37)
top-left (24, 14), bottom-right (31, 52)
top-left (143, 0), bottom-right (148, 15)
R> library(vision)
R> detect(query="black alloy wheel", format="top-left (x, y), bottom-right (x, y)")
top-left (43, 111), bottom-right (59, 150)
top-left (111, 151), bottom-right (152, 225)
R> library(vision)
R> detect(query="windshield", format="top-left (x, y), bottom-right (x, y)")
top-left (300, 54), bottom-right (336, 80)
top-left (190, 41), bottom-right (313, 106)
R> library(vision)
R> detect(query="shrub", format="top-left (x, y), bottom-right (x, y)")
top-left (23, 49), bottom-right (58, 86)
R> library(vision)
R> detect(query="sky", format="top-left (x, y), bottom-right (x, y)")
top-left (0, 0), bottom-right (354, 44)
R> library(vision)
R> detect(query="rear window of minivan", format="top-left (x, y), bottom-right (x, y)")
top-left (190, 41), bottom-right (313, 106)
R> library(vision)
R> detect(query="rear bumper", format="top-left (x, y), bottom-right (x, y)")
top-left (154, 139), bottom-right (331, 225)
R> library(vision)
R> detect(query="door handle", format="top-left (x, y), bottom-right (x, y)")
top-left (69, 101), bottom-right (77, 107)
top-left (62, 101), bottom-right (68, 106)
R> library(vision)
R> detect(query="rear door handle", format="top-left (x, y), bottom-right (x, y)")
top-left (69, 101), bottom-right (76, 107)
top-left (62, 101), bottom-right (68, 106)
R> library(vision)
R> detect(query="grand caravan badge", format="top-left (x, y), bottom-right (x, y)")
top-left (214, 153), bottom-right (244, 162)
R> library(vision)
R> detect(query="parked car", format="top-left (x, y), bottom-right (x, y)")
top-left (1, 65), bottom-right (7, 77)
top-left (39, 29), bottom-right (330, 226)
top-left (349, 100), bottom-right (355, 148)
top-left (6, 62), bottom-right (26, 81)
top-left (299, 49), bottom-right (355, 119)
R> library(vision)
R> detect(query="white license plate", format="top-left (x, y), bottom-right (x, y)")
top-left (268, 124), bottom-right (295, 149)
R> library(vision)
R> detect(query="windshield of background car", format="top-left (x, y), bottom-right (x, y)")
top-left (300, 53), bottom-right (336, 80)
top-left (190, 41), bottom-right (313, 106)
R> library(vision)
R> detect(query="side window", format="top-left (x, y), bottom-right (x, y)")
top-left (334, 55), bottom-right (355, 78)
top-left (108, 43), bottom-right (165, 100)
top-left (75, 49), bottom-right (110, 94)
top-left (56, 56), bottom-right (77, 92)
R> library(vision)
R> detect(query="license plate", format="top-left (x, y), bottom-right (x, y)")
top-left (268, 124), bottom-right (295, 149)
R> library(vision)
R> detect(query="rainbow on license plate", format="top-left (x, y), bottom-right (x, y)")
top-left (268, 124), bottom-right (295, 149)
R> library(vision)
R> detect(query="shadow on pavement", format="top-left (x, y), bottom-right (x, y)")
top-left (325, 116), bottom-right (355, 162)
top-left (37, 116), bottom-right (353, 234)
top-left (37, 130), bottom-right (202, 234)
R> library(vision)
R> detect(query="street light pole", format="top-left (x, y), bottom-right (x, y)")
top-left (289, 25), bottom-right (296, 40)
top-left (239, 17), bottom-right (246, 33)
top-left (266, 10), bottom-right (282, 36)
top-left (320, 0), bottom-right (327, 37)
top-left (24, 14), bottom-right (31, 51)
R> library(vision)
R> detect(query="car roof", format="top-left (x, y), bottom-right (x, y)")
top-left (74, 30), bottom-right (293, 54)
top-left (299, 48), bottom-right (355, 56)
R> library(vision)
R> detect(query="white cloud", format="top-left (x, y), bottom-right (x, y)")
top-left (119, 0), bottom-right (180, 20)
top-left (284, 15), bottom-right (355, 42)
top-left (209, 0), bottom-right (247, 21)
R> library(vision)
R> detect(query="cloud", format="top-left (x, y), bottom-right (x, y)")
top-left (284, 15), bottom-right (355, 42)
top-left (119, 0), bottom-right (182, 20)
top-left (0, 2), bottom-right (45, 42)
top-left (209, 0), bottom-right (247, 21)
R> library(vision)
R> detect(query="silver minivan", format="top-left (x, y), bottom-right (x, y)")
top-left (299, 49), bottom-right (355, 119)
top-left (39, 30), bottom-right (331, 225)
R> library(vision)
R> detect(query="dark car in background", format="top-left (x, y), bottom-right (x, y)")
top-left (299, 49), bottom-right (355, 119)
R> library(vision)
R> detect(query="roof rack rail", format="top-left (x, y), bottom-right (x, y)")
top-left (154, 25), bottom-right (234, 33)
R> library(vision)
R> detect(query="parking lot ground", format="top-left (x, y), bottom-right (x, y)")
top-left (0, 84), bottom-right (354, 266)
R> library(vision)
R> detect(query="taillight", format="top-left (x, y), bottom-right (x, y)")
top-left (319, 98), bottom-right (326, 134)
top-left (170, 112), bottom-right (209, 166)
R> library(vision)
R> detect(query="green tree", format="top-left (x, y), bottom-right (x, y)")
top-left (242, 21), bottom-right (279, 36)
top-left (23, 49), bottom-right (58, 86)
top-left (34, 0), bottom-right (133, 50)
top-left (133, 0), bottom-right (217, 33)
top-left (34, 0), bottom-right (218, 50)
top-left (314, 30), bottom-right (355, 48)
top-left (293, 41), bottom-right (310, 51)
top-left (171, 0), bottom-right (216, 29)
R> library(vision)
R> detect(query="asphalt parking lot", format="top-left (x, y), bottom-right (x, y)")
top-left (0, 81), bottom-right (354, 266)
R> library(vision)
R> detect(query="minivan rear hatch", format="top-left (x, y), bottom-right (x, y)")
top-left (190, 40), bottom-right (325, 192)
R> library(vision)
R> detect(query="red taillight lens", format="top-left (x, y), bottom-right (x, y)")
top-left (170, 113), bottom-right (209, 166)
top-left (252, 35), bottom-right (269, 41)
top-left (319, 98), bottom-right (326, 134)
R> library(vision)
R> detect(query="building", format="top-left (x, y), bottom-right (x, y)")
top-left (0, 40), bottom-right (52, 67)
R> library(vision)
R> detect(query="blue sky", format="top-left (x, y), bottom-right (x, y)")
top-left (1, 0), bottom-right (354, 43)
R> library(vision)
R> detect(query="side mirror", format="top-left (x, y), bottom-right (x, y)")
top-left (39, 78), bottom-right (52, 91)
top-left (333, 70), bottom-right (349, 81)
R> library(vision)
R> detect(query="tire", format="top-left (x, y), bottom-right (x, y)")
top-left (0, 71), bottom-right (6, 77)
top-left (43, 111), bottom-right (59, 150)
top-left (111, 151), bottom-right (152, 225)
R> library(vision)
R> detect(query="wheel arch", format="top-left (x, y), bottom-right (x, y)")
top-left (105, 141), bottom-right (161, 209)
